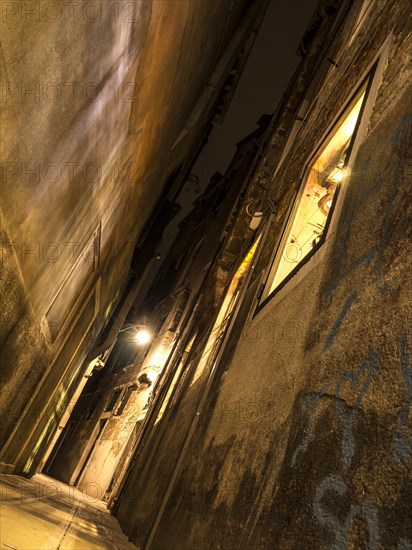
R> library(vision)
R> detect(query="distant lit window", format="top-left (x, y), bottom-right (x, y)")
top-left (263, 80), bottom-right (369, 300)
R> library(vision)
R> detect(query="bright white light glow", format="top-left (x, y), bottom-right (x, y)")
top-left (331, 170), bottom-right (344, 182)
top-left (134, 329), bottom-right (151, 345)
top-left (147, 369), bottom-right (158, 383)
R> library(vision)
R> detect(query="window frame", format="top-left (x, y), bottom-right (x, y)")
top-left (264, 78), bottom-right (371, 298)
top-left (255, 35), bottom-right (392, 316)
top-left (43, 223), bottom-right (101, 344)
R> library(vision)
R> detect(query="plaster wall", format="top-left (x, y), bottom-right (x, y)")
top-left (0, 0), bottom-right (261, 474)
top-left (115, 1), bottom-right (412, 547)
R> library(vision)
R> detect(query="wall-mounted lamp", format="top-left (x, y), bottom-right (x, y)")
top-left (246, 197), bottom-right (276, 230)
top-left (119, 324), bottom-right (152, 345)
top-left (249, 211), bottom-right (263, 231)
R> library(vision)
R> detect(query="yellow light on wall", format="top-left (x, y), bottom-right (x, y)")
top-left (147, 369), bottom-right (158, 383)
top-left (150, 349), bottom-right (169, 368)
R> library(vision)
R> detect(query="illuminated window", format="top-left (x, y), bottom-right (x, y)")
top-left (264, 81), bottom-right (369, 299)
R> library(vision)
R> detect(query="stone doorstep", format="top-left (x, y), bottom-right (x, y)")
top-left (0, 515), bottom-right (60, 550)
top-left (1, 514), bottom-right (137, 549)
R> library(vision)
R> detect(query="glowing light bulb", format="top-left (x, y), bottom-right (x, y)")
top-left (134, 329), bottom-right (151, 345)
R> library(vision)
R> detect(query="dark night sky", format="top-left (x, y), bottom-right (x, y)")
top-left (193, 0), bottom-right (319, 187)
top-left (137, 0), bottom-right (319, 304)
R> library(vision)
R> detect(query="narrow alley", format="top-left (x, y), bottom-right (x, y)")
top-left (0, 474), bottom-right (137, 549)
top-left (1, 0), bottom-right (411, 548)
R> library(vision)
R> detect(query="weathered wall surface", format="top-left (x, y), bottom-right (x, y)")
top-left (114, 1), bottom-right (412, 548)
top-left (112, 118), bottom-right (274, 545)
top-left (43, 120), bottom-right (268, 498)
top-left (1, 2), bottom-right (151, 471)
top-left (174, 93), bottom-right (411, 550)
top-left (0, 0), bottom-right (262, 474)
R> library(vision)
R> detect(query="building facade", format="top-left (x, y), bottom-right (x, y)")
top-left (110, 1), bottom-right (412, 548)
top-left (0, 0), bottom-right (268, 476)
top-left (42, 114), bottom-right (273, 503)
top-left (1, 0), bottom-right (410, 548)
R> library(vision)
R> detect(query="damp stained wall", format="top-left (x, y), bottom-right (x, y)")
top-left (0, 0), bottom-right (263, 474)
top-left (114, 1), bottom-right (412, 548)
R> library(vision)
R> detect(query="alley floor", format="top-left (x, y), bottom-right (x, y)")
top-left (0, 474), bottom-right (138, 550)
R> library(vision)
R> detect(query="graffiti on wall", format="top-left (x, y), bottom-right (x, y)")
top-left (322, 113), bottom-right (412, 350)
top-left (291, 336), bottom-right (410, 549)
top-left (290, 114), bottom-right (411, 548)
